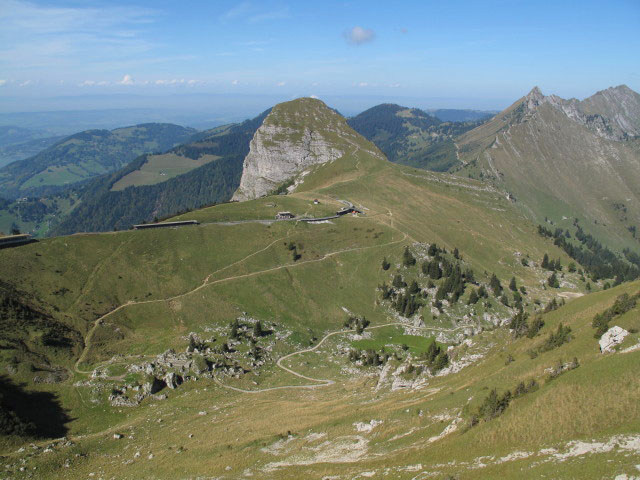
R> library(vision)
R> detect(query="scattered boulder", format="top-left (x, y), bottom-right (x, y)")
top-left (163, 372), bottom-right (181, 389)
top-left (142, 376), bottom-right (165, 395)
top-left (599, 326), bottom-right (629, 353)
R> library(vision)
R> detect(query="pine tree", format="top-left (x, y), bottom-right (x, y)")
top-left (253, 320), bottom-right (263, 338)
top-left (381, 257), bottom-right (390, 270)
top-left (453, 247), bottom-right (460, 259)
top-left (490, 274), bottom-right (502, 296)
top-left (403, 246), bottom-right (416, 267)
top-left (468, 290), bottom-right (479, 305)
top-left (408, 280), bottom-right (420, 295)
top-left (548, 272), bottom-right (560, 288)
top-left (509, 277), bottom-right (517, 291)
top-left (428, 259), bottom-right (442, 279)
top-left (541, 253), bottom-right (550, 269)
top-left (428, 243), bottom-right (438, 256)
top-left (392, 274), bottom-right (405, 289)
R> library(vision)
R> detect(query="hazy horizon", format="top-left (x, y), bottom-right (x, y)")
top-left (2, 0), bottom-right (638, 123)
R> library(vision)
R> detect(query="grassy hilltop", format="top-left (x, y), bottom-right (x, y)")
top-left (0, 98), bottom-right (637, 479)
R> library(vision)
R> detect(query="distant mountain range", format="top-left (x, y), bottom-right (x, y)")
top-left (0, 123), bottom-right (196, 199)
top-left (347, 104), bottom-right (485, 171)
top-left (1, 86), bottom-right (638, 262)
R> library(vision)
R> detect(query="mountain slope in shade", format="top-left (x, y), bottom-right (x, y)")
top-left (0, 123), bottom-right (197, 199)
top-left (457, 85), bottom-right (640, 252)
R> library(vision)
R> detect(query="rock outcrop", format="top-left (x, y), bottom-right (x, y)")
top-left (232, 97), bottom-right (359, 201)
top-left (599, 326), bottom-right (629, 353)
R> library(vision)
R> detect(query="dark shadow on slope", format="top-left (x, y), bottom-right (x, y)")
top-left (0, 375), bottom-right (72, 439)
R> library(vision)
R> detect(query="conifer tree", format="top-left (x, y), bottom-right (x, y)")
top-left (490, 274), bottom-right (502, 296)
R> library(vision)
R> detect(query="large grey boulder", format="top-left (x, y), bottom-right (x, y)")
top-left (599, 326), bottom-right (629, 353)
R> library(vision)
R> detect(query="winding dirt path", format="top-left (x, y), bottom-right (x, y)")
top-left (75, 222), bottom-right (407, 374)
top-left (213, 322), bottom-right (466, 394)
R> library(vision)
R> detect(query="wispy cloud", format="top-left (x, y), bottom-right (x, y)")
top-left (220, 3), bottom-right (290, 24)
top-left (249, 8), bottom-right (289, 23)
top-left (344, 26), bottom-right (375, 45)
top-left (0, 0), bottom-right (159, 73)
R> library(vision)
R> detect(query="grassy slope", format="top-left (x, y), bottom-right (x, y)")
top-left (457, 96), bottom-right (640, 254)
top-left (0, 104), bottom-right (631, 478)
top-left (111, 153), bottom-right (222, 190)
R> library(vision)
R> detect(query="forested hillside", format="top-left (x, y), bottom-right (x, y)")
top-left (0, 123), bottom-right (196, 199)
top-left (51, 111), bottom-right (270, 234)
top-left (348, 104), bottom-right (484, 171)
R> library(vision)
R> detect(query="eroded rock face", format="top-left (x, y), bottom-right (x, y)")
top-left (232, 97), bottom-right (357, 201)
top-left (599, 326), bottom-right (629, 353)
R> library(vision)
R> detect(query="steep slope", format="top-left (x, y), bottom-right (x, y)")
top-left (232, 98), bottom-right (365, 201)
top-left (578, 84), bottom-right (640, 138)
top-left (50, 111), bottom-right (269, 235)
top-left (0, 123), bottom-right (196, 199)
top-left (348, 103), bottom-right (482, 171)
top-left (458, 86), bottom-right (640, 253)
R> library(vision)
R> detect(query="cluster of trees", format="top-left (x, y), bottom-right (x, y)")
top-left (508, 308), bottom-right (545, 338)
top-left (344, 315), bottom-right (370, 334)
top-left (541, 253), bottom-right (563, 272)
top-left (592, 292), bottom-right (639, 338)
top-left (539, 323), bottom-right (572, 353)
top-left (392, 290), bottom-right (422, 317)
top-left (348, 348), bottom-right (390, 366)
top-left (419, 340), bottom-right (449, 373)
top-left (229, 318), bottom-right (272, 342)
top-left (538, 223), bottom-right (640, 282)
top-left (470, 379), bottom-right (539, 426)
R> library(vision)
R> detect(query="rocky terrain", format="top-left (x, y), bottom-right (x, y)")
top-left (232, 98), bottom-right (365, 201)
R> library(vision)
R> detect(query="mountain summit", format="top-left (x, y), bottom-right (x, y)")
top-left (458, 85), bottom-right (640, 251)
top-left (232, 98), bottom-right (375, 201)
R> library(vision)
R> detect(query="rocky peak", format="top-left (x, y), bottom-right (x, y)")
top-left (232, 97), bottom-right (360, 201)
top-left (525, 86), bottom-right (545, 110)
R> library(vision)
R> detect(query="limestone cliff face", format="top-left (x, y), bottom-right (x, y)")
top-left (232, 98), bottom-right (356, 201)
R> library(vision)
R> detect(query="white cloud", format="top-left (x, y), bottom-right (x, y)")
top-left (389, 83), bottom-right (401, 88)
top-left (19, 80), bottom-right (33, 87)
top-left (344, 26), bottom-right (375, 45)
top-left (79, 80), bottom-right (96, 87)
top-left (119, 74), bottom-right (134, 85)
top-left (310, 94), bottom-right (319, 99)
top-left (0, 79), bottom-right (7, 87)
top-left (357, 82), bottom-right (369, 87)
top-left (231, 79), bottom-right (239, 85)
top-left (277, 81), bottom-right (286, 87)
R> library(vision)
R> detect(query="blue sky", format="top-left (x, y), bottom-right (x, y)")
top-left (1, 0), bottom-right (639, 111)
